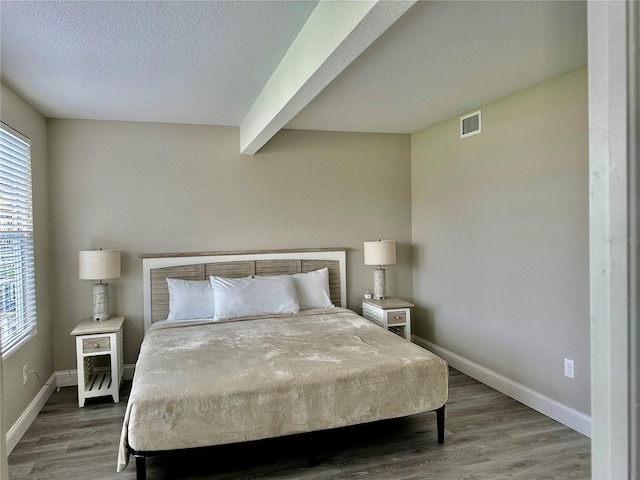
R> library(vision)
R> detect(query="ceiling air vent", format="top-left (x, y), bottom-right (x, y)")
top-left (460, 110), bottom-right (481, 138)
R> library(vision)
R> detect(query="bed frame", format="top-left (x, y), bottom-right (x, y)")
top-left (130, 248), bottom-right (444, 480)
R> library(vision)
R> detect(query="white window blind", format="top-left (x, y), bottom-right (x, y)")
top-left (0, 122), bottom-right (36, 358)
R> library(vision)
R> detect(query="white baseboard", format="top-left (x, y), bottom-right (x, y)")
top-left (6, 364), bottom-right (136, 453)
top-left (6, 372), bottom-right (57, 453)
top-left (413, 336), bottom-right (592, 438)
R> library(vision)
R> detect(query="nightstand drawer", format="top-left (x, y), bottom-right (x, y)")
top-left (82, 336), bottom-right (110, 353)
top-left (386, 311), bottom-right (407, 325)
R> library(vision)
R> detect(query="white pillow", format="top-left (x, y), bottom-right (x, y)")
top-left (210, 275), bottom-right (300, 321)
top-left (166, 278), bottom-right (215, 321)
top-left (291, 268), bottom-right (334, 309)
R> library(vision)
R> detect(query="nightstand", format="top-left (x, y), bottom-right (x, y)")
top-left (361, 298), bottom-right (413, 341)
top-left (70, 315), bottom-right (125, 407)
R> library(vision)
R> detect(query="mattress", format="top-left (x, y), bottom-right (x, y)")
top-left (117, 308), bottom-right (448, 471)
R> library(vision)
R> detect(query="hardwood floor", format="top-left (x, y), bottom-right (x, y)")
top-left (8, 369), bottom-right (590, 479)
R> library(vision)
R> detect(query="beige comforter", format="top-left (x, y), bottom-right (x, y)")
top-left (117, 308), bottom-right (448, 471)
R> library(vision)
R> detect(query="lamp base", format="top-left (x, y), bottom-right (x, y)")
top-left (92, 283), bottom-right (110, 322)
top-left (373, 267), bottom-right (387, 300)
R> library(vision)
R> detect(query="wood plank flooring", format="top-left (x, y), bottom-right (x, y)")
top-left (8, 369), bottom-right (590, 479)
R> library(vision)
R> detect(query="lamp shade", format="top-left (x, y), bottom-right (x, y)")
top-left (79, 250), bottom-right (121, 280)
top-left (364, 240), bottom-right (396, 266)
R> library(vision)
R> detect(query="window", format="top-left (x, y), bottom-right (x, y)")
top-left (0, 122), bottom-right (36, 359)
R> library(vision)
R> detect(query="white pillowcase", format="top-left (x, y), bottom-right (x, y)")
top-left (291, 267), bottom-right (334, 309)
top-left (166, 278), bottom-right (215, 321)
top-left (210, 275), bottom-right (300, 321)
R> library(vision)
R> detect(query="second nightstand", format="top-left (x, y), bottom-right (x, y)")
top-left (70, 315), bottom-right (125, 407)
top-left (361, 298), bottom-right (414, 341)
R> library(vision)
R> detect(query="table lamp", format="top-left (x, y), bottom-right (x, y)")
top-left (364, 239), bottom-right (396, 300)
top-left (79, 249), bottom-right (121, 321)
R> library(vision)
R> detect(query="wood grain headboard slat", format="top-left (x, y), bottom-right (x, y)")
top-left (204, 261), bottom-right (254, 278)
top-left (151, 264), bottom-right (205, 280)
top-left (255, 259), bottom-right (300, 276)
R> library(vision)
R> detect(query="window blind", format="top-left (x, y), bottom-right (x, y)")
top-left (0, 122), bottom-right (37, 358)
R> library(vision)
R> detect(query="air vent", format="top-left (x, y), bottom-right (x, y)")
top-left (460, 110), bottom-right (481, 138)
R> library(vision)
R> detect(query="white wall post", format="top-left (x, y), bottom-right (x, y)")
top-left (588, 1), bottom-right (638, 478)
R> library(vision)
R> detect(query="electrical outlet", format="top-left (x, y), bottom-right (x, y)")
top-left (564, 358), bottom-right (575, 379)
top-left (23, 365), bottom-right (28, 385)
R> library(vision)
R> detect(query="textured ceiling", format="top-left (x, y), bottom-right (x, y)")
top-left (0, 1), bottom-right (318, 125)
top-left (0, 1), bottom-right (587, 136)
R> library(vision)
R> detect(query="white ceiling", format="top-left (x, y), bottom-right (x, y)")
top-left (1, 0), bottom-right (587, 138)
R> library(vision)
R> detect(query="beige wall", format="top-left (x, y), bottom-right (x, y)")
top-left (411, 67), bottom-right (590, 414)
top-left (0, 84), bottom-right (54, 429)
top-left (47, 121), bottom-right (413, 370)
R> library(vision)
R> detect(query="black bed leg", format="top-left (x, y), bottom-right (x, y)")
top-left (307, 433), bottom-right (318, 467)
top-left (134, 454), bottom-right (147, 480)
top-left (436, 405), bottom-right (445, 444)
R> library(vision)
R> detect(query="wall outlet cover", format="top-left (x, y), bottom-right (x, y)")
top-left (564, 358), bottom-right (575, 379)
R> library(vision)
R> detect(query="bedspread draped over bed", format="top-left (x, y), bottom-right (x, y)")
top-left (117, 308), bottom-right (448, 471)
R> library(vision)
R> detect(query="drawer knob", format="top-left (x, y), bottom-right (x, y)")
top-left (94, 343), bottom-right (100, 348)
top-left (394, 315), bottom-right (401, 320)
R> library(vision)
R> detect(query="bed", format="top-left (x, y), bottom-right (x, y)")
top-left (118, 249), bottom-right (448, 479)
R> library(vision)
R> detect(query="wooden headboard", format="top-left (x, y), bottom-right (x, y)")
top-left (140, 249), bottom-right (347, 332)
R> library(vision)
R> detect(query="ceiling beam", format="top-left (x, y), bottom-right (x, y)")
top-left (239, 0), bottom-right (416, 155)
